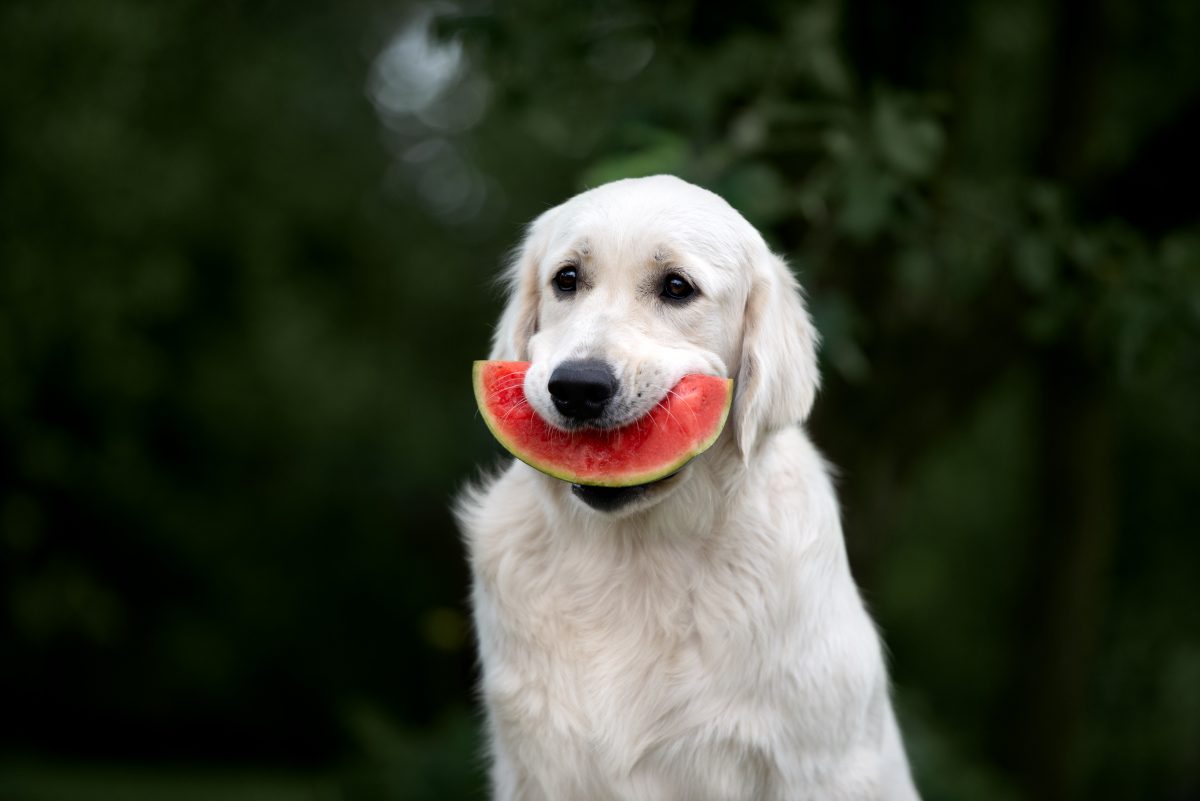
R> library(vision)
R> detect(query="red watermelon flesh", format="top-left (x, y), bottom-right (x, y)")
top-left (473, 360), bottom-right (733, 487)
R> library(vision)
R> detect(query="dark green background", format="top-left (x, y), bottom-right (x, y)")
top-left (2, 1), bottom-right (1198, 799)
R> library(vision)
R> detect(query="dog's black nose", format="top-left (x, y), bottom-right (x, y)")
top-left (548, 359), bottom-right (618, 422)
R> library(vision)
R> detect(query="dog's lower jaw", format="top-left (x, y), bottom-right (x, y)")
top-left (571, 483), bottom-right (646, 512)
top-left (570, 471), bottom-right (680, 513)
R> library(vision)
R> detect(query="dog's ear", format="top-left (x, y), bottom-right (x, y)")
top-left (733, 249), bottom-right (820, 461)
top-left (489, 210), bottom-right (556, 361)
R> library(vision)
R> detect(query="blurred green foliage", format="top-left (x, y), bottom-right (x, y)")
top-left (2, 0), bottom-right (1198, 799)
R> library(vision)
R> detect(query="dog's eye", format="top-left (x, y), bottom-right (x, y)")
top-left (661, 273), bottom-right (695, 301)
top-left (553, 267), bottom-right (578, 293)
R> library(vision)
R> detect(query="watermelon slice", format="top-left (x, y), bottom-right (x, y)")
top-left (472, 360), bottom-right (733, 487)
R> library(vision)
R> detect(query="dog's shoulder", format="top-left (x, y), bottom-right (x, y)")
top-left (736, 426), bottom-right (842, 532)
top-left (455, 459), bottom-right (552, 576)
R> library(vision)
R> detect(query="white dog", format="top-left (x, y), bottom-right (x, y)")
top-left (458, 175), bottom-right (920, 801)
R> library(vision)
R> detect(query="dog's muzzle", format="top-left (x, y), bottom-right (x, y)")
top-left (548, 359), bottom-right (618, 423)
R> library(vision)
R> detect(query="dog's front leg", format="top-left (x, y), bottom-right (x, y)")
top-left (489, 748), bottom-right (552, 801)
top-left (770, 749), bottom-right (890, 801)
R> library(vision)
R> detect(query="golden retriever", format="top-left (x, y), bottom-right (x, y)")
top-left (458, 175), bottom-right (920, 800)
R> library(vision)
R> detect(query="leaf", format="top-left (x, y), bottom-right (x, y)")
top-left (873, 95), bottom-right (944, 179)
top-left (579, 131), bottom-right (690, 188)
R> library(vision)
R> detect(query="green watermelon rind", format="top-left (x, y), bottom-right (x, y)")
top-left (473, 360), bottom-right (733, 488)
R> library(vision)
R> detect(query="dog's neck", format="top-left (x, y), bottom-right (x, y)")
top-left (549, 429), bottom-right (755, 543)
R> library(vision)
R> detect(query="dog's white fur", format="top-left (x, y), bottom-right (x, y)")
top-left (458, 176), bottom-right (920, 800)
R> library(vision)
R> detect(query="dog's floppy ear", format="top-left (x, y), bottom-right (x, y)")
top-left (733, 249), bottom-right (820, 460)
top-left (489, 209), bottom-right (557, 361)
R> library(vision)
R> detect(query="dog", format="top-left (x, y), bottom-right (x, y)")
top-left (457, 175), bottom-right (920, 800)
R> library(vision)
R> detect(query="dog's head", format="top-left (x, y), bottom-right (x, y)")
top-left (491, 175), bottom-right (818, 513)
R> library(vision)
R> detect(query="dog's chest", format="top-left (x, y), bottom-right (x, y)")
top-left (477, 527), bottom-right (780, 796)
